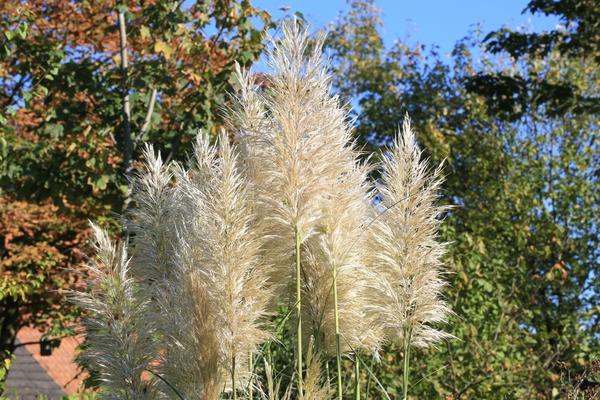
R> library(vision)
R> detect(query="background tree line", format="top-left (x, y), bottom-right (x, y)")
top-left (324, 1), bottom-right (598, 397)
top-left (1, 0), bottom-right (598, 398)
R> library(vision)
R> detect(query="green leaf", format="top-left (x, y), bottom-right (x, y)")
top-left (95, 175), bottom-right (109, 191)
top-left (17, 23), bottom-right (28, 40)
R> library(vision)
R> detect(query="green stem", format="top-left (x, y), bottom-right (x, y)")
top-left (365, 358), bottom-right (372, 400)
top-left (402, 327), bottom-right (412, 400)
top-left (333, 264), bottom-right (343, 400)
top-left (295, 227), bottom-right (304, 398)
top-left (356, 353), bottom-right (392, 400)
top-left (267, 342), bottom-right (273, 369)
top-left (232, 355), bottom-right (237, 400)
top-left (249, 352), bottom-right (253, 400)
top-left (355, 353), bottom-right (361, 400)
top-left (145, 370), bottom-right (186, 400)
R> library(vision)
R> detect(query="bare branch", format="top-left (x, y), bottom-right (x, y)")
top-left (118, 10), bottom-right (133, 184)
top-left (134, 88), bottom-right (158, 149)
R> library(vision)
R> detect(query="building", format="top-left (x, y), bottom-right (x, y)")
top-left (5, 326), bottom-right (86, 399)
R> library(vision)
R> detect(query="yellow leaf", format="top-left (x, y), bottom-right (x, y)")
top-left (460, 271), bottom-right (469, 284)
top-left (154, 40), bottom-right (173, 60)
top-left (176, 23), bottom-right (188, 36)
top-left (140, 25), bottom-right (150, 39)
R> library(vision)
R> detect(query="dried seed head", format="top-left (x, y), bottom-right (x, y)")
top-left (158, 134), bottom-right (272, 398)
top-left (366, 116), bottom-right (452, 348)
top-left (232, 19), bottom-right (384, 355)
top-left (70, 224), bottom-right (156, 399)
top-left (127, 144), bottom-right (178, 287)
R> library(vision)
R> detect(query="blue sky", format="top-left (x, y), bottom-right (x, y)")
top-left (254, 0), bottom-right (561, 54)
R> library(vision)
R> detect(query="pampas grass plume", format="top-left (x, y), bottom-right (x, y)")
top-left (367, 116), bottom-right (452, 348)
top-left (127, 144), bottom-right (178, 287)
top-left (158, 133), bottom-right (272, 399)
top-left (71, 223), bottom-right (156, 399)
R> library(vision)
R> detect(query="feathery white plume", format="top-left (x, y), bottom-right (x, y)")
top-left (302, 161), bottom-right (382, 355)
top-left (302, 338), bottom-right (331, 400)
top-left (237, 22), bottom-right (348, 269)
top-left (367, 116), bottom-right (451, 348)
top-left (71, 224), bottom-right (156, 399)
top-left (127, 144), bottom-right (178, 287)
top-left (159, 134), bottom-right (272, 399)
top-left (233, 21), bottom-right (381, 351)
top-left (230, 25), bottom-right (385, 400)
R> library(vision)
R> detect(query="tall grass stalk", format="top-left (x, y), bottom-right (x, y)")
top-left (355, 352), bottom-right (392, 400)
top-left (366, 116), bottom-right (451, 400)
top-left (295, 226), bottom-right (304, 398)
top-left (232, 355), bottom-right (238, 400)
top-left (354, 355), bottom-right (360, 400)
top-left (333, 264), bottom-right (342, 400)
top-left (365, 358), bottom-right (373, 400)
top-left (249, 352), bottom-right (254, 400)
top-left (402, 328), bottom-right (412, 400)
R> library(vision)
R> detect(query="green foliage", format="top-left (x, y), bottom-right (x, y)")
top-left (325, 0), bottom-right (599, 398)
top-left (1, 0), bottom-right (274, 208)
top-left (468, 0), bottom-right (600, 118)
top-left (0, 351), bottom-right (13, 396)
top-left (61, 394), bottom-right (98, 400)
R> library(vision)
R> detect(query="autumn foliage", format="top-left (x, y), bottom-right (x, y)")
top-left (0, 0), bottom-right (273, 359)
top-left (0, 197), bottom-right (88, 331)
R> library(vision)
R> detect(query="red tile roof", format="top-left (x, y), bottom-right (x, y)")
top-left (11, 326), bottom-right (87, 395)
top-left (5, 341), bottom-right (65, 399)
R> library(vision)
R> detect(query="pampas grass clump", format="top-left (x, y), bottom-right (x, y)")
top-left (73, 20), bottom-right (451, 400)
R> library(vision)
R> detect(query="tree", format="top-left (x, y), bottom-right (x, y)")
top-left (466, 0), bottom-right (600, 119)
top-left (0, 0), bottom-right (273, 378)
top-left (325, 1), bottom-right (599, 397)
